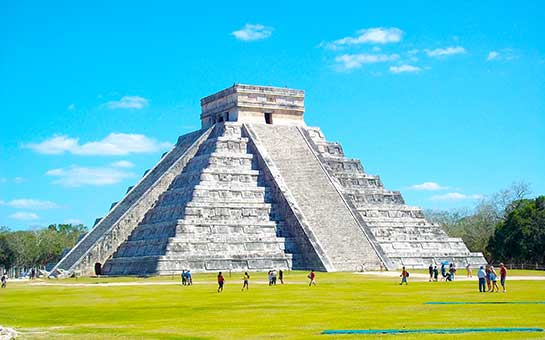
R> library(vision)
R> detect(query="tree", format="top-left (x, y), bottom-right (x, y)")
top-left (426, 181), bottom-right (532, 258)
top-left (487, 196), bottom-right (545, 264)
top-left (0, 223), bottom-right (88, 270)
top-left (0, 227), bottom-right (15, 269)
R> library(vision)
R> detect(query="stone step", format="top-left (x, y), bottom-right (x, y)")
top-left (361, 216), bottom-right (430, 224)
top-left (347, 192), bottom-right (405, 205)
top-left (103, 255), bottom-right (292, 275)
top-left (158, 187), bottom-right (270, 206)
top-left (324, 158), bottom-right (364, 173)
top-left (199, 137), bottom-right (249, 154)
top-left (187, 152), bottom-right (255, 171)
top-left (129, 220), bottom-right (281, 241)
top-left (313, 141), bottom-right (345, 158)
top-left (114, 240), bottom-right (289, 257)
top-left (334, 176), bottom-right (383, 189)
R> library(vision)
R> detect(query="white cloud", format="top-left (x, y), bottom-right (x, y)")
top-left (486, 49), bottom-right (518, 61)
top-left (425, 46), bottom-right (466, 57)
top-left (389, 64), bottom-right (421, 73)
top-left (232, 24), bottom-right (273, 41)
top-left (409, 182), bottom-right (447, 191)
top-left (24, 133), bottom-right (171, 156)
top-left (111, 160), bottom-right (134, 168)
top-left (324, 27), bottom-right (404, 49)
top-left (0, 199), bottom-right (59, 210)
top-left (64, 218), bottom-right (82, 224)
top-left (335, 53), bottom-right (400, 70)
top-left (14, 177), bottom-right (26, 183)
top-left (46, 166), bottom-right (135, 187)
top-left (487, 51), bottom-right (499, 61)
top-left (105, 96), bottom-right (149, 109)
top-left (430, 192), bottom-right (483, 201)
top-left (67, 104), bottom-right (76, 111)
top-left (10, 211), bottom-right (39, 221)
top-left (0, 178), bottom-right (6, 183)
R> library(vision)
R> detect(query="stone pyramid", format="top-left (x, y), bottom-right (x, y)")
top-left (51, 84), bottom-right (485, 276)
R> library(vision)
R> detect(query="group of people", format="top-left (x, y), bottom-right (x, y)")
top-left (267, 269), bottom-right (284, 286)
top-left (214, 269), bottom-right (316, 292)
top-left (180, 270), bottom-right (193, 286)
top-left (399, 262), bottom-right (508, 293)
top-left (477, 263), bottom-right (507, 293)
top-left (425, 262), bottom-right (458, 282)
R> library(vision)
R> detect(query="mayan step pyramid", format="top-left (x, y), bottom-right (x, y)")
top-left (51, 84), bottom-right (486, 276)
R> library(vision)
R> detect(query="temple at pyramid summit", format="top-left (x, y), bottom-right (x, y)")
top-left (51, 84), bottom-right (486, 276)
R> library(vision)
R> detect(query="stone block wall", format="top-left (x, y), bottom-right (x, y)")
top-left (303, 126), bottom-right (487, 269)
top-left (50, 128), bottom-right (212, 276)
top-left (103, 123), bottom-right (293, 275)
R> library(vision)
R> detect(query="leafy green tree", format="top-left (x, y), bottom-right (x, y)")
top-left (0, 224), bottom-right (87, 269)
top-left (487, 196), bottom-right (545, 264)
top-left (0, 227), bottom-right (15, 269)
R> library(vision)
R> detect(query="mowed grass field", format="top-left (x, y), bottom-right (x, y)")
top-left (1, 271), bottom-right (545, 339)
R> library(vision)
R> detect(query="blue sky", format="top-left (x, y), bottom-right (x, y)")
top-left (1, 1), bottom-right (544, 230)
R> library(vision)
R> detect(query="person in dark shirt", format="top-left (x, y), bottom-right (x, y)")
top-left (499, 263), bottom-right (507, 293)
top-left (217, 272), bottom-right (225, 293)
top-left (428, 264), bottom-right (433, 282)
top-left (1, 273), bottom-right (7, 288)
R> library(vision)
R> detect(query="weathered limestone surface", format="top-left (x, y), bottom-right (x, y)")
top-left (248, 124), bottom-right (383, 271)
top-left (103, 123), bottom-right (292, 275)
top-left (50, 128), bottom-right (212, 276)
top-left (304, 127), bottom-right (486, 268)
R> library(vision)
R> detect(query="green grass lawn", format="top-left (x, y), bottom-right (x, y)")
top-left (1, 271), bottom-right (544, 339)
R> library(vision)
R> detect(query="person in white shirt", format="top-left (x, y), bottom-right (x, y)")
top-left (477, 266), bottom-right (486, 292)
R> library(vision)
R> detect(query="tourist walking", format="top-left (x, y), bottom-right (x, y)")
top-left (477, 266), bottom-right (486, 292)
top-left (181, 270), bottom-right (187, 286)
top-left (279, 269), bottom-right (284, 284)
top-left (308, 270), bottom-right (316, 286)
top-left (449, 263), bottom-right (456, 281)
top-left (241, 272), bottom-right (250, 291)
top-left (1, 273), bottom-right (7, 288)
top-left (433, 266), bottom-right (438, 281)
top-left (490, 266), bottom-right (499, 292)
top-left (485, 265), bottom-right (492, 291)
top-left (499, 263), bottom-right (507, 293)
top-left (400, 266), bottom-right (409, 285)
top-left (466, 263), bottom-right (472, 278)
top-left (271, 269), bottom-right (277, 285)
top-left (440, 263), bottom-right (447, 281)
top-left (186, 270), bottom-right (192, 286)
top-left (267, 270), bottom-right (273, 286)
top-left (217, 272), bottom-right (225, 293)
top-left (428, 264), bottom-right (433, 282)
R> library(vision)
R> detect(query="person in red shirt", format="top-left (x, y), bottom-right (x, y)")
top-left (499, 263), bottom-right (507, 293)
top-left (400, 266), bottom-right (409, 285)
top-left (308, 270), bottom-right (316, 286)
top-left (217, 272), bottom-right (225, 293)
